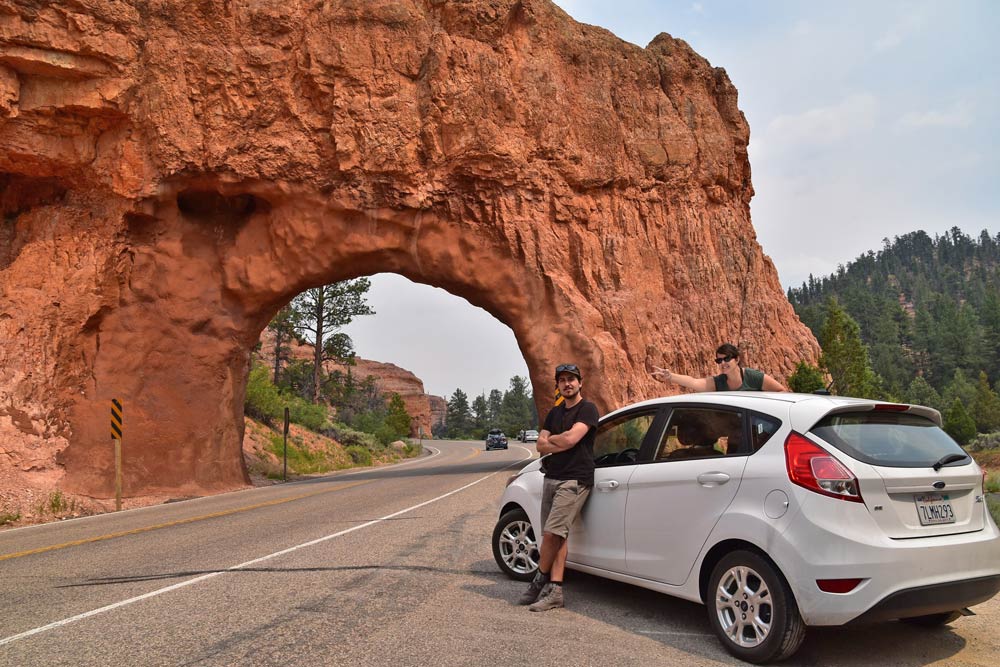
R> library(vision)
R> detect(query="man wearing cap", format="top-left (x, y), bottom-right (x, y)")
top-left (518, 363), bottom-right (599, 611)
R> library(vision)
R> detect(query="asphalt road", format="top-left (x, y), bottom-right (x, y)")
top-left (0, 439), bottom-right (997, 666)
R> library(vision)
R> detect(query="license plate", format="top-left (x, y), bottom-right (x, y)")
top-left (915, 493), bottom-right (955, 525)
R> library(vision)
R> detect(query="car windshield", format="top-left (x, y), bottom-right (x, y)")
top-left (810, 411), bottom-right (970, 468)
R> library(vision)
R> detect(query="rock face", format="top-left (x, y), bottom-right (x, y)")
top-left (0, 0), bottom-right (819, 501)
top-left (428, 396), bottom-right (448, 435)
top-left (342, 358), bottom-right (436, 437)
top-left (257, 327), bottom-right (441, 437)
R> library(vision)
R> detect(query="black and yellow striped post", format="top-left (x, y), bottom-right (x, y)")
top-left (554, 388), bottom-right (564, 406)
top-left (111, 398), bottom-right (123, 511)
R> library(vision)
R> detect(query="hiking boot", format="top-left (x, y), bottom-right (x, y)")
top-left (528, 584), bottom-right (564, 612)
top-left (517, 573), bottom-right (548, 605)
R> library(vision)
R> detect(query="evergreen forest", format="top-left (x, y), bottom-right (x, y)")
top-left (786, 227), bottom-right (1000, 445)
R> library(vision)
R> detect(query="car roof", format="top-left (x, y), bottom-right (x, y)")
top-left (601, 392), bottom-right (942, 429)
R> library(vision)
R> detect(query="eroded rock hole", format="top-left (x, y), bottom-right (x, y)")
top-left (0, 173), bottom-right (68, 270)
top-left (176, 189), bottom-right (271, 224)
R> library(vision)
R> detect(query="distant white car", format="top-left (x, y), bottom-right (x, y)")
top-left (523, 429), bottom-right (539, 443)
top-left (492, 392), bottom-right (1000, 663)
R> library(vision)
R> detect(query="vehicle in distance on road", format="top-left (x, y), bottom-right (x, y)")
top-left (523, 429), bottom-right (539, 443)
top-left (491, 392), bottom-right (1000, 663)
top-left (485, 429), bottom-right (508, 450)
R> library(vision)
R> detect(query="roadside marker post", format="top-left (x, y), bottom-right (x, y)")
top-left (111, 398), bottom-right (123, 511)
top-left (554, 389), bottom-right (564, 406)
top-left (282, 407), bottom-right (290, 482)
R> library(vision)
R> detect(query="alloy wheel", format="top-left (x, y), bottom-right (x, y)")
top-left (497, 518), bottom-right (539, 576)
top-left (715, 565), bottom-right (773, 648)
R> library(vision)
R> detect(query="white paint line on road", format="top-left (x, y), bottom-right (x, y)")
top-left (0, 449), bottom-right (530, 648)
top-left (637, 630), bottom-right (714, 637)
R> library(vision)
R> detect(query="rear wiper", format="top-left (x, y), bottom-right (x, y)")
top-left (932, 453), bottom-right (968, 471)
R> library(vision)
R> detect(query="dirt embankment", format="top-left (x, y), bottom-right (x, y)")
top-left (0, 417), bottom-right (418, 529)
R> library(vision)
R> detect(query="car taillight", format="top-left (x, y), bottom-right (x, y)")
top-left (872, 403), bottom-right (909, 412)
top-left (784, 432), bottom-right (863, 503)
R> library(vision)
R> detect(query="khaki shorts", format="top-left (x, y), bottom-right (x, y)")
top-left (540, 478), bottom-right (591, 539)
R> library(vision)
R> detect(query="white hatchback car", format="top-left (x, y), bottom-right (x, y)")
top-left (491, 393), bottom-right (1000, 663)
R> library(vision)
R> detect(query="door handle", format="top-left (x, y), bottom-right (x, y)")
top-left (596, 480), bottom-right (620, 490)
top-left (697, 472), bottom-right (731, 486)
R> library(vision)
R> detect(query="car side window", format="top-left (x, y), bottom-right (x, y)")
top-left (750, 413), bottom-right (782, 452)
top-left (655, 407), bottom-right (745, 460)
top-left (593, 411), bottom-right (657, 467)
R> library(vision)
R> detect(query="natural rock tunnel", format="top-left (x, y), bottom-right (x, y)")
top-left (0, 0), bottom-right (819, 500)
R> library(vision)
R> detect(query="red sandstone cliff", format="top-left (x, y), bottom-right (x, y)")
top-left (0, 0), bottom-right (819, 505)
top-left (256, 328), bottom-right (441, 436)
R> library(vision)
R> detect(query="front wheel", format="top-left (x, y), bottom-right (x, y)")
top-left (707, 550), bottom-right (806, 664)
top-left (491, 507), bottom-right (539, 581)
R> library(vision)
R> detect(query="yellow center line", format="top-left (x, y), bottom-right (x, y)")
top-left (0, 479), bottom-right (372, 562)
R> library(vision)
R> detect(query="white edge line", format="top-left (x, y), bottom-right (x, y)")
top-left (0, 448), bottom-right (529, 647)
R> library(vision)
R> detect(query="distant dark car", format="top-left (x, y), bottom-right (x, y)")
top-left (485, 429), bottom-right (508, 450)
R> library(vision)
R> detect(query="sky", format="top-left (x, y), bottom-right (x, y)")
top-left (342, 0), bottom-right (1000, 399)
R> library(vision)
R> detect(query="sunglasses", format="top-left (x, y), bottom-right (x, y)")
top-left (555, 364), bottom-right (580, 374)
top-left (714, 355), bottom-right (736, 364)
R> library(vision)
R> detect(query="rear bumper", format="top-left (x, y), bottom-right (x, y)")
top-left (770, 493), bottom-right (1000, 625)
top-left (848, 575), bottom-right (1000, 624)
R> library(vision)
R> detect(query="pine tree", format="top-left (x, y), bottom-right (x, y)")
top-left (819, 298), bottom-right (882, 399)
top-left (500, 375), bottom-right (535, 435)
top-left (942, 369), bottom-right (976, 410)
top-left (385, 393), bottom-right (412, 439)
top-left (943, 399), bottom-right (977, 445)
top-left (471, 393), bottom-right (489, 437)
top-left (267, 304), bottom-right (301, 386)
top-left (970, 371), bottom-right (1000, 434)
top-left (291, 278), bottom-right (375, 403)
top-left (787, 362), bottom-right (826, 394)
top-left (487, 389), bottom-right (503, 427)
top-left (905, 376), bottom-right (942, 412)
top-left (445, 389), bottom-right (473, 439)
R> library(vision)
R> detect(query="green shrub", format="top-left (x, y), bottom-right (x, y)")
top-left (788, 362), bottom-right (826, 394)
top-left (0, 511), bottom-right (20, 526)
top-left (288, 400), bottom-right (328, 432)
top-left (985, 471), bottom-right (1000, 494)
top-left (345, 445), bottom-right (372, 466)
top-left (988, 496), bottom-right (1000, 528)
top-left (374, 423), bottom-right (399, 446)
top-left (266, 435), bottom-right (333, 475)
top-left (324, 422), bottom-right (381, 450)
top-left (246, 362), bottom-right (331, 432)
top-left (245, 364), bottom-right (283, 425)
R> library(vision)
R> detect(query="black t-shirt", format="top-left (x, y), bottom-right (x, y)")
top-left (541, 399), bottom-right (599, 487)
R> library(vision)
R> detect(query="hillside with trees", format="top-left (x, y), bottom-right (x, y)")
top-left (786, 227), bottom-right (1000, 445)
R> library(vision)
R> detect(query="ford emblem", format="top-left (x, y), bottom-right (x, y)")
top-left (933, 481), bottom-right (946, 489)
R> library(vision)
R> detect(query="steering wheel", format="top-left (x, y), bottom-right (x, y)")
top-left (594, 452), bottom-right (618, 466)
top-left (615, 448), bottom-right (640, 464)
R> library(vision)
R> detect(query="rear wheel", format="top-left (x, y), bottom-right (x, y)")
top-left (492, 507), bottom-right (539, 581)
top-left (707, 550), bottom-right (806, 664)
top-left (900, 610), bottom-right (962, 627)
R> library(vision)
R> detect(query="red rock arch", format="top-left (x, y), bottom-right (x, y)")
top-left (0, 0), bottom-right (818, 499)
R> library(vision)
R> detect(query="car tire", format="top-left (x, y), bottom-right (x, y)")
top-left (899, 610), bottom-right (962, 627)
top-left (491, 507), bottom-right (539, 582)
top-left (707, 550), bottom-right (806, 664)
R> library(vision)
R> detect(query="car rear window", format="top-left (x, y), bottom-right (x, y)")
top-left (810, 411), bottom-right (970, 468)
